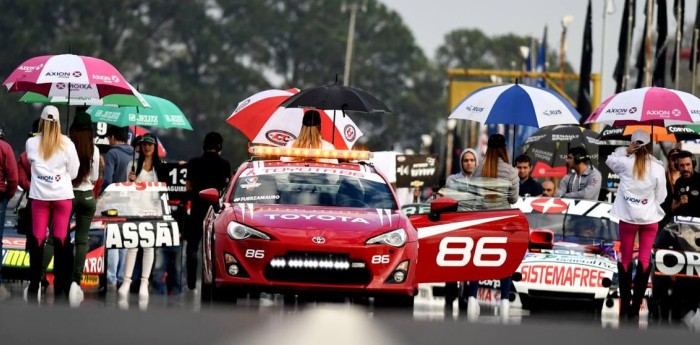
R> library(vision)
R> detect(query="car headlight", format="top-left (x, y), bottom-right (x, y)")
top-left (366, 228), bottom-right (407, 247)
top-left (226, 221), bottom-right (270, 240)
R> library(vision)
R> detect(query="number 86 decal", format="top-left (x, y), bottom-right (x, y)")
top-left (436, 237), bottom-right (507, 267)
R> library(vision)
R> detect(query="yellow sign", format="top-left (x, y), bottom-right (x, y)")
top-left (448, 81), bottom-right (495, 111)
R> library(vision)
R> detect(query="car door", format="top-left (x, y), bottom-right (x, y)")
top-left (409, 201), bottom-right (529, 284)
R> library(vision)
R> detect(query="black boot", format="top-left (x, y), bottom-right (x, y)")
top-left (617, 262), bottom-right (632, 318)
top-left (26, 235), bottom-right (44, 303)
top-left (629, 263), bottom-right (652, 320)
top-left (52, 237), bottom-right (71, 301)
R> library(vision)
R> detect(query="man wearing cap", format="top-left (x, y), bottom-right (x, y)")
top-left (671, 150), bottom-right (700, 217)
top-left (556, 146), bottom-right (602, 200)
top-left (0, 122), bottom-right (18, 300)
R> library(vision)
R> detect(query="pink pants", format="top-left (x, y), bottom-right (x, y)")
top-left (31, 199), bottom-right (73, 245)
top-left (618, 220), bottom-right (658, 271)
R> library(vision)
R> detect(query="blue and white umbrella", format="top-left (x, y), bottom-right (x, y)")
top-left (449, 83), bottom-right (581, 127)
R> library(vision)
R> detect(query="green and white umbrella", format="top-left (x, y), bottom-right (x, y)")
top-left (20, 89), bottom-right (149, 107)
top-left (86, 94), bottom-right (192, 130)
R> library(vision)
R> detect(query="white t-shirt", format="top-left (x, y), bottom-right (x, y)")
top-left (126, 160), bottom-right (159, 182)
top-left (74, 146), bottom-right (101, 191)
top-left (26, 134), bottom-right (80, 201)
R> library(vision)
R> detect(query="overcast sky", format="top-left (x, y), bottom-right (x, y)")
top-left (380, 0), bottom-right (698, 99)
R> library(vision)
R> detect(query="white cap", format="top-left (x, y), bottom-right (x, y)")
top-left (631, 129), bottom-right (650, 146)
top-left (40, 105), bottom-right (60, 122)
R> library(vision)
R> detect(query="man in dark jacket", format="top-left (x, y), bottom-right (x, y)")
top-left (185, 132), bottom-right (231, 292)
top-left (515, 154), bottom-right (543, 197)
top-left (101, 126), bottom-right (134, 291)
top-left (0, 124), bottom-right (18, 299)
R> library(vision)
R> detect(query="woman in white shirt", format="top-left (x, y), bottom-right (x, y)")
top-left (24, 106), bottom-right (79, 303)
top-left (118, 133), bottom-right (161, 300)
top-left (65, 111), bottom-right (100, 306)
top-left (606, 130), bottom-right (666, 320)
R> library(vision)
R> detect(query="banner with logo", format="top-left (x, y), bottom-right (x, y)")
top-left (395, 154), bottom-right (439, 188)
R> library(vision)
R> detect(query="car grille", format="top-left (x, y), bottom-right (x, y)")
top-left (264, 252), bottom-right (371, 285)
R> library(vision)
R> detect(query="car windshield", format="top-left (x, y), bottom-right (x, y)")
top-left (439, 176), bottom-right (513, 210)
top-left (231, 169), bottom-right (397, 209)
top-left (96, 190), bottom-right (165, 218)
top-left (525, 213), bottom-right (619, 242)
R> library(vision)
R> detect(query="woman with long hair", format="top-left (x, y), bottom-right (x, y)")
top-left (283, 110), bottom-right (337, 163)
top-left (24, 106), bottom-right (79, 303)
top-left (118, 133), bottom-right (161, 301)
top-left (464, 134), bottom-right (519, 319)
top-left (606, 130), bottom-right (666, 321)
top-left (65, 111), bottom-right (100, 306)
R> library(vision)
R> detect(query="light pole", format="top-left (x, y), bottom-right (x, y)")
top-left (560, 15), bottom-right (574, 90)
top-left (519, 45), bottom-right (530, 81)
top-left (600, 0), bottom-right (615, 94)
top-left (341, 0), bottom-right (367, 86)
top-left (445, 119), bottom-right (457, 181)
top-left (420, 134), bottom-right (433, 155)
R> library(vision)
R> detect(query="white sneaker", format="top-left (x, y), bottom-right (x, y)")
top-left (138, 279), bottom-right (149, 299)
top-left (0, 284), bottom-right (11, 300)
top-left (68, 282), bottom-right (84, 308)
top-left (466, 296), bottom-right (480, 319)
top-left (118, 278), bottom-right (131, 299)
top-left (500, 299), bottom-right (510, 319)
top-left (23, 284), bottom-right (41, 303)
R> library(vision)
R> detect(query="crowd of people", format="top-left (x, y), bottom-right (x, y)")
top-left (439, 130), bottom-right (699, 322)
top-left (0, 105), bottom-right (231, 306)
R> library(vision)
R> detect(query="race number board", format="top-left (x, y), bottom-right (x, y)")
top-left (395, 154), bottom-right (438, 188)
top-left (157, 163), bottom-right (188, 200)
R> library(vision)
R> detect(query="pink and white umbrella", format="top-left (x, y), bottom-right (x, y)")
top-left (226, 88), bottom-right (364, 150)
top-left (3, 54), bottom-right (135, 98)
top-left (585, 87), bottom-right (700, 126)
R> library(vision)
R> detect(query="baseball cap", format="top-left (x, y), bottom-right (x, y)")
top-left (487, 133), bottom-right (506, 148)
top-left (302, 110), bottom-right (321, 126)
top-left (41, 105), bottom-right (60, 122)
top-left (631, 129), bottom-right (650, 146)
top-left (141, 133), bottom-right (157, 144)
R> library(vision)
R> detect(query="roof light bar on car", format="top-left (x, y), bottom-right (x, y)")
top-left (248, 146), bottom-right (372, 160)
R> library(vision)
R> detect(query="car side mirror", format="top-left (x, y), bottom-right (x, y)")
top-left (199, 188), bottom-right (222, 213)
top-left (428, 197), bottom-right (458, 221)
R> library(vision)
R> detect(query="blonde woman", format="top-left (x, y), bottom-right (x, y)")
top-left (24, 106), bottom-right (79, 303)
top-left (606, 130), bottom-right (666, 320)
top-left (283, 110), bottom-right (337, 163)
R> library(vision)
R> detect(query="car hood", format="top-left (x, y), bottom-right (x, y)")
top-left (229, 203), bottom-right (405, 242)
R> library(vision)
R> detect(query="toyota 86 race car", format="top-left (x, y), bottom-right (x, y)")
top-left (198, 147), bottom-right (530, 307)
top-left (404, 193), bottom-right (623, 312)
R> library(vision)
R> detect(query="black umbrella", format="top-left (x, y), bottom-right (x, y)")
top-left (280, 83), bottom-right (392, 114)
top-left (520, 125), bottom-right (602, 178)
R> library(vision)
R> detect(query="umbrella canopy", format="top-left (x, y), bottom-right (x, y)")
top-left (520, 125), bottom-right (601, 178)
top-left (597, 124), bottom-right (700, 143)
top-left (448, 83), bottom-right (581, 127)
top-left (19, 83), bottom-right (149, 107)
top-left (279, 83), bottom-right (392, 113)
top-left (86, 94), bottom-right (192, 130)
top-left (585, 87), bottom-right (700, 126)
top-left (227, 88), bottom-right (364, 150)
top-left (3, 54), bottom-right (134, 96)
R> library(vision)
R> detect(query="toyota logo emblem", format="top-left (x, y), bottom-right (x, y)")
top-left (312, 236), bottom-right (326, 244)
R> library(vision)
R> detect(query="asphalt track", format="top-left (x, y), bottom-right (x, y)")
top-left (0, 288), bottom-right (697, 345)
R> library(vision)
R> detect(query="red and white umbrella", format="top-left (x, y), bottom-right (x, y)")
top-left (226, 88), bottom-right (364, 150)
top-left (3, 54), bottom-right (135, 98)
top-left (585, 87), bottom-right (700, 126)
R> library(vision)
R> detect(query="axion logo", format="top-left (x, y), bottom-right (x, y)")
top-left (672, 109), bottom-right (682, 117)
top-left (605, 108), bottom-right (627, 115)
top-left (233, 99), bottom-right (251, 114)
top-left (622, 195), bottom-right (647, 205)
top-left (465, 105), bottom-right (485, 112)
top-left (629, 107), bottom-right (637, 114)
top-left (265, 130), bottom-right (295, 146)
top-left (72, 71), bottom-right (82, 78)
top-left (45, 71), bottom-right (70, 78)
top-left (111, 75), bottom-right (120, 83)
top-left (18, 64), bottom-right (43, 72)
top-left (91, 74), bottom-right (116, 83)
top-left (344, 124), bottom-right (357, 141)
top-left (56, 82), bottom-right (66, 90)
top-left (647, 109), bottom-right (671, 117)
top-left (530, 198), bottom-right (568, 213)
top-left (691, 109), bottom-right (700, 115)
top-left (264, 214), bottom-right (370, 224)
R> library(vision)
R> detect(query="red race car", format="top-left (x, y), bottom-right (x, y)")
top-left (198, 147), bottom-right (529, 306)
